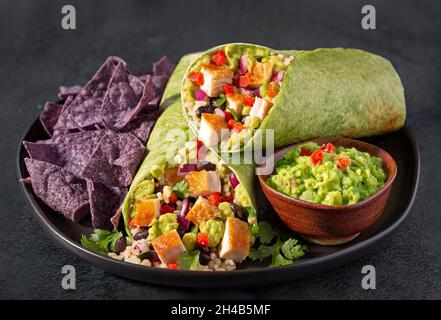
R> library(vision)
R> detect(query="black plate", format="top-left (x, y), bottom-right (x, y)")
top-left (17, 119), bottom-right (419, 288)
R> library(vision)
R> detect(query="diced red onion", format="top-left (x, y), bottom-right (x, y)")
top-left (194, 89), bottom-right (207, 101)
top-left (239, 87), bottom-right (254, 95)
top-left (253, 88), bottom-right (261, 98)
top-left (178, 164), bottom-right (198, 176)
top-left (215, 108), bottom-right (225, 118)
top-left (180, 198), bottom-right (190, 216)
top-left (177, 215), bottom-right (190, 230)
top-left (238, 56), bottom-right (248, 75)
top-left (272, 71), bottom-right (284, 83)
top-left (228, 173), bottom-right (240, 188)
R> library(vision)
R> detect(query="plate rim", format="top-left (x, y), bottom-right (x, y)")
top-left (16, 120), bottom-right (420, 285)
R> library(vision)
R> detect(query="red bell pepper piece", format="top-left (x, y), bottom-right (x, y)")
top-left (197, 233), bottom-right (210, 247)
top-left (208, 192), bottom-right (222, 206)
top-left (160, 204), bottom-right (175, 215)
top-left (337, 157), bottom-right (351, 170)
top-left (188, 71), bottom-right (204, 86)
top-left (311, 149), bottom-right (323, 165)
top-left (321, 143), bottom-right (336, 153)
top-left (211, 50), bottom-right (227, 66)
top-left (243, 95), bottom-right (255, 107)
top-left (223, 84), bottom-right (235, 95)
top-left (239, 75), bottom-right (250, 88)
top-left (300, 148), bottom-right (312, 156)
top-left (167, 262), bottom-right (179, 270)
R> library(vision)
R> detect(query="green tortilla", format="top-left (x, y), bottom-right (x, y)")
top-left (181, 43), bottom-right (406, 151)
top-left (121, 53), bottom-right (257, 236)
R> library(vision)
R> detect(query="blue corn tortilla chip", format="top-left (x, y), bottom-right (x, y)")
top-left (24, 158), bottom-right (90, 222)
top-left (58, 85), bottom-right (82, 100)
top-left (99, 64), bottom-right (155, 130)
top-left (87, 180), bottom-right (127, 230)
top-left (40, 102), bottom-right (62, 136)
top-left (54, 57), bottom-right (124, 131)
top-left (152, 56), bottom-right (174, 78)
top-left (80, 131), bottom-right (146, 186)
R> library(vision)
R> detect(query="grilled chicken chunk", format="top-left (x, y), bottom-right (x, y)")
top-left (151, 230), bottom-right (186, 264)
top-left (200, 63), bottom-right (234, 97)
top-left (185, 170), bottom-right (222, 197)
top-left (132, 199), bottom-right (160, 227)
top-left (219, 217), bottom-right (251, 262)
top-left (250, 97), bottom-right (272, 121)
top-left (186, 196), bottom-right (220, 226)
top-left (198, 113), bottom-right (228, 147)
top-left (226, 93), bottom-right (244, 115)
top-left (249, 61), bottom-right (274, 87)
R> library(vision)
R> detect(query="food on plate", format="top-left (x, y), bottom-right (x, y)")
top-left (182, 43), bottom-right (406, 151)
top-left (21, 56), bottom-right (174, 230)
top-left (268, 142), bottom-right (386, 206)
top-left (106, 54), bottom-right (266, 271)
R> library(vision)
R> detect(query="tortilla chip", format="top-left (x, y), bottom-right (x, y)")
top-left (87, 180), bottom-right (127, 230)
top-left (24, 158), bottom-right (89, 222)
top-left (58, 85), bottom-right (82, 100)
top-left (40, 102), bottom-right (62, 136)
top-left (80, 131), bottom-right (146, 187)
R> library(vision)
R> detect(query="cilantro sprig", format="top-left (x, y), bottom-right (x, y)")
top-left (249, 222), bottom-right (307, 267)
top-left (81, 229), bottom-right (123, 255)
top-left (173, 181), bottom-right (190, 199)
top-left (177, 250), bottom-right (200, 270)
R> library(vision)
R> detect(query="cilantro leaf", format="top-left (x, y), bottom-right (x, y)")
top-left (270, 252), bottom-right (293, 267)
top-left (281, 238), bottom-right (307, 260)
top-left (81, 229), bottom-right (123, 255)
top-left (173, 181), bottom-right (189, 199)
top-left (255, 221), bottom-right (278, 244)
top-left (177, 250), bottom-right (200, 270)
top-left (249, 244), bottom-right (274, 262)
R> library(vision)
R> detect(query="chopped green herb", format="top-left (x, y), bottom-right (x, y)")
top-left (173, 181), bottom-right (190, 199)
top-left (249, 222), bottom-right (307, 267)
top-left (81, 229), bottom-right (123, 255)
top-left (177, 250), bottom-right (200, 270)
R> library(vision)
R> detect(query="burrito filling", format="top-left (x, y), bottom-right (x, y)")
top-left (113, 142), bottom-right (257, 270)
top-left (183, 45), bottom-right (293, 150)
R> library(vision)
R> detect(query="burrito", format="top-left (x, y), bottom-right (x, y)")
top-left (181, 43), bottom-right (406, 151)
top-left (121, 54), bottom-right (258, 267)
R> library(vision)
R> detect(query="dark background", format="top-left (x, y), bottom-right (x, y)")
top-left (1, 0), bottom-right (440, 299)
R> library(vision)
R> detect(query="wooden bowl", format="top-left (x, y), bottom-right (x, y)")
top-left (257, 137), bottom-right (397, 245)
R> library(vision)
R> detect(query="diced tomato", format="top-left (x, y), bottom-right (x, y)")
top-left (188, 71), bottom-right (204, 86)
top-left (300, 148), bottom-right (312, 156)
top-left (228, 119), bottom-right (236, 129)
top-left (197, 233), bottom-right (210, 247)
top-left (243, 95), bottom-right (255, 107)
top-left (337, 157), bottom-right (351, 170)
top-left (211, 50), bottom-right (227, 66)
top-left (167, 262), bottom-right (179, 270)
top-left (224, 111), bottom-right (233, 121)
top-left (160, 204), bottom-right (175, 215)
top-left (208, 192), bottom-right (222, 206)
top-left (223, 84), bottom-right (235, 95)
top-left (239, 75), bottom-right (250, 88)
top-left (321, 143), bottom-right (336, 153)
top-left (267, 82), bottom-right (280, 98)
top-left (233, 122), bottom-right (244, 132)
top-left (128, 218), bottom-right (137, 229)
top-left (168, 192), bottom-right (178, 204)
top-left (311, 149), bottom-right (323, 165)
top-left (220, 194), bottom-right (234, 202)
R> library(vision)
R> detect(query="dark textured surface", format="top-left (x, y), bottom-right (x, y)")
top-left (0, 0), bottom-right (440, 299)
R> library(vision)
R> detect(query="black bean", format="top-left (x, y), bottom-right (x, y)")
top-left (196, 105), bottom-right (215, 118)
top-left (114, 237), bottom-right (127, 254)
top-left (177, 226), bottom-right (187, 238)
top-left (196, 243), bottom-right (210, 255)
top-left (138, 251), bottom-right (155, 260)
top-left (199, 253), bottom-right (211, 265)
top-left (133, 229), bottom-right (149, 240)
top-left (197, 161), bottom-right (216, 171)
top-left (231, 203), bottom-right (247, 221)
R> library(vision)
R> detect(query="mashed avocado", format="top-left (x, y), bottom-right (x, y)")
top-left (268, 142), bottom-right (386, 206)
top-left (199, 219), bottom-right (225, 248)
top-left (147, 213), bottom-right (179, 240)
top-left (133, 179), bottom-right (155, 201)
top-left (234, 184), bottom-right (252, 208)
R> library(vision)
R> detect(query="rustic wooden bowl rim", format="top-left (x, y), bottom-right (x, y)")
top-left (258, 137), bottom-right (398, 211)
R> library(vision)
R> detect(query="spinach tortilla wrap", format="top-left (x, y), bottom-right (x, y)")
top-left (121, 54), bottom-right (257, 265)
top-left (181, 43), bottom-right (406, 152)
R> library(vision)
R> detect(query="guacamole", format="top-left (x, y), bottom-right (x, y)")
top-left (268, 142), bottom-right (386, 206)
